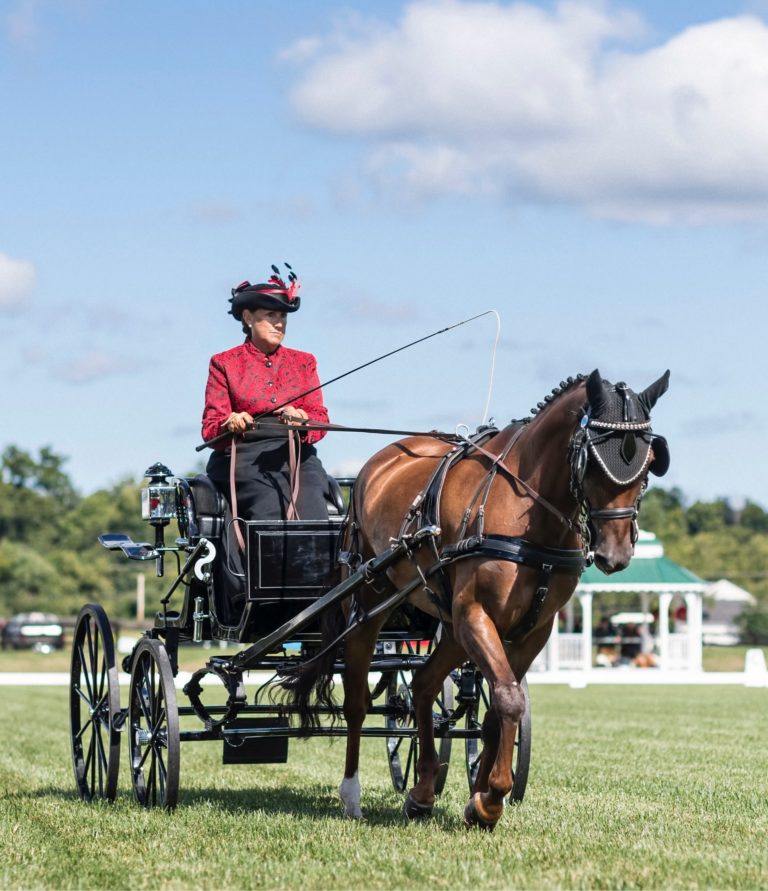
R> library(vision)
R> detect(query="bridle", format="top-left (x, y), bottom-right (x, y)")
top-left (568, 410), bottom-right (656, 553)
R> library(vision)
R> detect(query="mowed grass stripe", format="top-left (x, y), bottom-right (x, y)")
top-left (0, 686), bottom-right (766, 889)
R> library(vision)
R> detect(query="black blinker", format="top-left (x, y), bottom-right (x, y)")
top-left (620, 432), bottom-right (637, 463)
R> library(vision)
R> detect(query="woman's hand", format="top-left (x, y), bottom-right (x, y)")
top-left (278, 406), bottom-right (309, 426)
top-left (224, 411), bottom-right (254, 433)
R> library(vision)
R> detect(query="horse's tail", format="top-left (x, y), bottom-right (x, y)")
top-left (278, 602), bottom-right (346, 732)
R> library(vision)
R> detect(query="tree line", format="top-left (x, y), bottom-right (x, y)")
top-left (1, 445), bottom-right (767, 639)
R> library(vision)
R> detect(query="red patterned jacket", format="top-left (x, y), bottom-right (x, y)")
top-left (201, 340), bottom-right (329, 448)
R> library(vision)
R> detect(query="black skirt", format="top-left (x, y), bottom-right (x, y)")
top-left (206, 437), bottom-right (329, 521)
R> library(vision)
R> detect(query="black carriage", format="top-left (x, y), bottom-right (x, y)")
top-left (69, 462), bottom-right (531, 810)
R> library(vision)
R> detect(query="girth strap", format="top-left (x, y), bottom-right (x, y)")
top-left (442, 533), bottom-right (586, 573)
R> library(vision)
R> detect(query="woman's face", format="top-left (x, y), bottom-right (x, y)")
top-left (243, 308), bottom-right (287, 353)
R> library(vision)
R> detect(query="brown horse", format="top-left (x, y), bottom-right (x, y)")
top-left (288, 369), bottom-right (670, 829)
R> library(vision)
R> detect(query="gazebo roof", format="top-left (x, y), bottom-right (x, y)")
top-left (577, 530), bottom-right (705, 593)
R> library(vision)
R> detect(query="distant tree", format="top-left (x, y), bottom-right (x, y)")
top-left (1, 446), bottom-right (36, 487)
top-left (34, 446), bottom-right (78, 509)
top-left (741, 501), bottom-right (768, 533)
top-left (0, 540), bottom-right (60, 614)
top-left (638, 486), bottom-right (687, 543)
top-left (686, 499), bottom-right (729, 535)
top-left (739, 606), bottom-right (768, 645)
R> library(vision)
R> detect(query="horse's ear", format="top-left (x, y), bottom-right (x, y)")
top-left (585, 369), bottom-right (608, 415)
top-left (638, 370), bottom-right (670, 413)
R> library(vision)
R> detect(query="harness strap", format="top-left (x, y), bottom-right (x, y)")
top-left (397, 426), bottom-right (499, 539)
top-left (506, 565), bottom-right (553, 642)
top-left (458, 433), bottom-right (577, 532)
top-left (229, 436), bottom-right (246, 553)
top-left (441, 534), bottom-right (585, 573)
top-left (286, 428), bottom-right (301, 521)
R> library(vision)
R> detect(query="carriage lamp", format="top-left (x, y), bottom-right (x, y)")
top-left (141, 463), bottom-right (178, 526)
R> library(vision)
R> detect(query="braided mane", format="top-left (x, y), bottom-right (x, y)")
top-left (522, 373), bottom-right (588, 421)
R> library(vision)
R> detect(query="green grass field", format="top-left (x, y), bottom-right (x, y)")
top-left (0, 643), bottom-right (761, 674)
top-left (1, 685), bottom-right (767, 889)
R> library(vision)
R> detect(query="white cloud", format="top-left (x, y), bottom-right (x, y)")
top-left (4, 0), bottom-right (39, 46)
top-left (58, 351), bottom-right (139, 384)
top-left (289, 1), bottom-right (768, 224)
top-left (0, 252), bottom-right (36, 310)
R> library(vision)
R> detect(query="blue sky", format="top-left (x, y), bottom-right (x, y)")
top-left (2, 0), bottom-right (767, 507)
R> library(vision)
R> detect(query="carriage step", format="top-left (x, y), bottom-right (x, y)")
top-left (222, 718), bottom-right (289, 764)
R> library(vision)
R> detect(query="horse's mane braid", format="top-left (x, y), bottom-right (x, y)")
top-left (527, 373), bottom-right (588, 418)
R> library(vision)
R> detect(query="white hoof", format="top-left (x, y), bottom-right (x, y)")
top-left (339, 772), bottom-right (363, 819)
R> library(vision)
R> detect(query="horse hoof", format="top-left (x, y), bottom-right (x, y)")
top-left (463, 793), bottom-right (499, 832)
top-left (402, 793), bottom-right (434, 821)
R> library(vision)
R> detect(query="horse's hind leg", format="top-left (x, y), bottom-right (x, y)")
top-left (404, 625), bottom-right (465, 819)
top-left (471, 708), bottom-right (501, 796)
top-left (338, 614), bottom-right (388, 820)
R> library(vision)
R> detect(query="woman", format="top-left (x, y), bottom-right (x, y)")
top-left (201, 265), bottom-right (330, 521)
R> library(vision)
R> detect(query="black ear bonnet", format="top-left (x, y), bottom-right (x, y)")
top-left (570, 370), bottom-right (670, 485)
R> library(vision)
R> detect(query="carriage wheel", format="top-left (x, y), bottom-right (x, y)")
top-left (69, 603), bottom-right (122, 802)
top-left (128, 638), bottom-right (180, 809)
top-left (465, 674), bottom-right (531, 802)
top-left (385, 671), bottom-right (453, 796)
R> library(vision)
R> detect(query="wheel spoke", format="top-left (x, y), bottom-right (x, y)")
top-left (95, 720), bottom-right (109, 775)
top-left (85, 729), bottom-right (95, 792)
top-left (74, 714), bottom-right (93, 743)
top-left (149, 660), bottom-right (157, 722)
top-left (79, 727), bottom-right (92, 780)
top-left (95, 722), bottom-right (105, 796)
top-left (155, 745), bottom-right (167, 797)
top-left (75, 682), bottom-right (93, 711)
top-left (92, 626), bottom-right (101, 700)
top-left (137, 740), bottom-right (152, 770)
top-left (77, 641), bottom-right (95, 705)
top-left (137, 672), bottom-right (153, 724)
top-left (147, 752), bottom-right (157, 806)
top-left (404, 740), bottom-right (416, 785)
top-left (98, 654), bottom-right (108, 704)
top-left (151, 686), bottom-right (165, 730)
top-left (85, 621), bottom-right (97, 689)
top-left (151, 710), bottom-right (167, 743)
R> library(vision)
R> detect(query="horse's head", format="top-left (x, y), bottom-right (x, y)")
top-left (569, 369), bottom-right (670, 574)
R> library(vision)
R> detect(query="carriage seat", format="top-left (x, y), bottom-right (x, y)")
top-left (187, 475), bottom-right (227, 538)
top-left (325, 475), bottom-right (345, 515)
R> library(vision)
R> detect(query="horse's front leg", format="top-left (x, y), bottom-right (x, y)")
top-left (455, 603), bottom-right (526, 831)
top-left (470, 620), bottom-right (551, 798)
top-left (338, 614), bottom-right (387, 820)
top-left (404, 625), bottom-right (465, 820)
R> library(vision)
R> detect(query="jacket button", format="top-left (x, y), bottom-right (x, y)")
top-left (266, 361), bottom-right (272, 367)
top-left (270, 397), bottom-right (277, 403)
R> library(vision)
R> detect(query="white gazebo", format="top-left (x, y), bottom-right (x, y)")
top-left (538, 531), bottom-right (707, 672)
